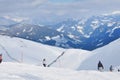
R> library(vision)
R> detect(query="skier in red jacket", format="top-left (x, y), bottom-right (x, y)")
top-left (0, 54), bottom-right (2, 63)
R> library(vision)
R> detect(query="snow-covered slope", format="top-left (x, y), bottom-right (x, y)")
top-left (1, 34), bottom-right (120, 71)
top-left (0, 62), bottom-right (120, 80)
top-left (78, 38), bottom-right (120, 71)
top-left (0, 35), bottom-right (91, 69)
top-left (0, 35), bottom-right (64, 64)
top-left (0, 35), bottom-right (120, 80)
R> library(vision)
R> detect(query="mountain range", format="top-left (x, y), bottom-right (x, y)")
top-left (0, 14), bottom-right (120, 80)
top-left (0, 11), bottom-right (120, 50)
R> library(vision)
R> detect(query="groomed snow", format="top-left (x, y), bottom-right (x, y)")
top-left (0, 62), bottom-right (120, 80)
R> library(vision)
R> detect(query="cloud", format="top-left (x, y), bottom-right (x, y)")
top-left (3, 16), bottom-right (29, 22)
top-left (0, 0), bottom-right (47, 16)
top-left (48, 0), bottom-right (120, 17)
top-left (0, 0), bottom-right (120, 24)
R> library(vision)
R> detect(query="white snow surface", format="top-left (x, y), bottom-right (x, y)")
top-left (1, 62), bottom-right (120, 80)
top-left (57, 25), bottom-right (64, 32)
top-left (0, 35), bottom-right (120, 80)
top-left (0, 35), bottom-right (64, 65)
top-left (78, 38), bottom-right (120, 71)
top-left (0, 35), bottom-right (91, 69)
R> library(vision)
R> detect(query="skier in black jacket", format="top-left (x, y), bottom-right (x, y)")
top-left (98, 61), bottom-right (104, 71)
top-left (109, 65), bottom-right (113, 72)
top-left (42, 58), bottom-right (47, 67)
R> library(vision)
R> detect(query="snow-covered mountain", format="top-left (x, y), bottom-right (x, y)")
top-left (0, 12), bottom-right (120, 50)
top-left (48, 13), bottom-right (120, 50)
top-left (0, 23), bottom-right (81, 48)
top-left (0, 35), bottom-right (120, 80)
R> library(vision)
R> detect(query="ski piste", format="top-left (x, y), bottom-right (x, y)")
top-left (0, 43), bottom-right (20, 62)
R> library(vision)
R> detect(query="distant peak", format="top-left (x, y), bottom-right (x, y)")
top-left (112, 11), bottom-right (120, 15)
top-left (102, 11), bottom-right (120, 16)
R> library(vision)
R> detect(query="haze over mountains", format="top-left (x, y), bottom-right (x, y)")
top-left (0, 11), bottom-right (120, 50)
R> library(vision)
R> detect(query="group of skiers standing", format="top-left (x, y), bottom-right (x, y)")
top-left (98, 60), bottom-right (120, 72)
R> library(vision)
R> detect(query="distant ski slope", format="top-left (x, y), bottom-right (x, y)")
top-left (78, 38), bottom-right (120, 71)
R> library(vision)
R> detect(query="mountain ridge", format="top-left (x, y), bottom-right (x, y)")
top-left (0, 12), bottom-right (120, 50)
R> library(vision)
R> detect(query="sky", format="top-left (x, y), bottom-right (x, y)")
top-left (0, 0), bottom-right (120, 24)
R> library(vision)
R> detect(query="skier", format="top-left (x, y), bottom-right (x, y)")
top-left (98, 61), bottom-right (104, 71)
top-left (109, 65), bottom-right (114, 72)
top-left (0, 54), bottom-right (2, 63)
top-left (42, 58), bottom-right (47, 67)
top-left (118, 69), bottom-right (120, 72)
